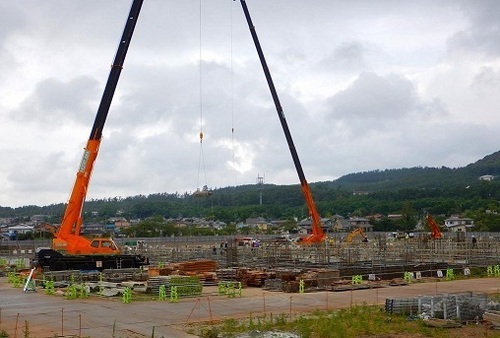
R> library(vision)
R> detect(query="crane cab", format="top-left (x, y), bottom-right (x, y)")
top-left (89, 238), bottom-right (119, 254)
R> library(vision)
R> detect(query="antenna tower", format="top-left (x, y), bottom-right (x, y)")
top-left (257, 173), bottom-right (265, 205)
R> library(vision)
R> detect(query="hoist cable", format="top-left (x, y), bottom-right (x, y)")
top-left (196, 0), bottom-right (207, 191)
top-left (230, 0), bottom-right (237, 186)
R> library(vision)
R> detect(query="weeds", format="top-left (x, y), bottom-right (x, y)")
top-left (196, 304), bottom-right (485, 338)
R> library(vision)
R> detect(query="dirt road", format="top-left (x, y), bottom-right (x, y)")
top-left (0, 277), bottom-right (499, 337)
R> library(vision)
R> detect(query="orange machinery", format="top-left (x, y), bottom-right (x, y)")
top-left (239, 0), bottom-right (326, 243)
top-left (426, 214), bottom-right (443, 239)
top-left (35, 0), bottom-right (148, 271)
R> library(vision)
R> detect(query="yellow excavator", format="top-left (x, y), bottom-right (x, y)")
top-left (344, 227), bottom-right (368, 243)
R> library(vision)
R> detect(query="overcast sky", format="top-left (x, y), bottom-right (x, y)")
top-left (1, 0), bottom-right (499, 208)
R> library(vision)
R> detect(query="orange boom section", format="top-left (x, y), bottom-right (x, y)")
top-left (51, 0), bottom-right (144, 256)
top-left (239, 0), bottom-right (326, 244)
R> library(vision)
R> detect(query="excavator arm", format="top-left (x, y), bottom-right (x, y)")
top-left (53, 0), bottom-right (144, 255)
top-left (239, 0), bottom-right (326, 244)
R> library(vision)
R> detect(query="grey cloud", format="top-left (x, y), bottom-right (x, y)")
top-left (11, 76), bottom-right (100, 125)
top-left (328, 72), bottom-right (416, 121)
top-left (449, 1), bottom-right (500, 56)
top-left (471, 66), bottom-right (500, 92)
top-left (321, 42), bottom-right (367, 73)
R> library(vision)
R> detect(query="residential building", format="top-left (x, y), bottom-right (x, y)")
top-left (444, 216), bottom-right (474, 232)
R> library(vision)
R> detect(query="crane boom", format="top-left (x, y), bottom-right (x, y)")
top-left (53, 0), bottom-right (144, 255)
top-left (426, 214), bottom-right (443, 239)
top-left (238, 0), bottom-right (325, 243)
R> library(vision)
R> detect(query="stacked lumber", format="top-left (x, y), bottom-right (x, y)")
top-left (170, 259), bottom-right (217, 273)
top-left (238, 269), bottom-right (268, 287)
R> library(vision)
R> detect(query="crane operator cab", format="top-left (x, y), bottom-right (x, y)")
top-left (89, 238), bottom-right (119, 254)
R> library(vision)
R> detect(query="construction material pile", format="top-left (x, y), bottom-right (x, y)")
top-left (386, 292), bottom-right (492, 321)
top-left (148, 259), bottom-right (218, 285)
top-left (264, 268), bottom-right (341, 292)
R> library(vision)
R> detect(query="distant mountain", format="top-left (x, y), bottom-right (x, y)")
top-left (322, 150), bottom-right (500, 192)
top-left (1, 151), bottom-right (498, 221)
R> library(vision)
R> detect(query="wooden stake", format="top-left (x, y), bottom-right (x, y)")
top-left (207, 297), bottom-right (213, 324)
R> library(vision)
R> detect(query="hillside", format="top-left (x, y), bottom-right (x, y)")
top-left (1, 151), bottom-right (499, 228)
top-left (327, 150), bottom-right (500, 192)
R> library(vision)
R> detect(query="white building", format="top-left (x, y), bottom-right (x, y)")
top-left (444, 216), bottom-right (474, 232)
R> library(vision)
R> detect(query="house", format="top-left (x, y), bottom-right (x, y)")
top-left (296, 217), bottom-right (330, 235)
top-left (479, 175), bottom-right (495, 181)
top-left (444, 216), bottom-right (474, 232)
top-left (245, 217), bottom-right (269, 231)
top-left (347, 217), bottom-right (373, 232)
top-left (6, 224), bottom-right (35, 239)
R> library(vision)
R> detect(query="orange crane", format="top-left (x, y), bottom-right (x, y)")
top-left (35, 0), bottom-right (148, 271)
top-left (425, 214), bottom-right (443, 239)
top-left (238, 0), bottom-right (326, 243)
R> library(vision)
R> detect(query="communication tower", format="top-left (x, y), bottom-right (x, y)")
top-left (257, 173), bottom-right (265, 205)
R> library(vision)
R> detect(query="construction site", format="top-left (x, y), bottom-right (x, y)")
top-left (1, 234), bottom-right (500, 338)
top-left (2, 231), bottom-right (500, 287)
top-left (1, 0), bottom-right (499, 336)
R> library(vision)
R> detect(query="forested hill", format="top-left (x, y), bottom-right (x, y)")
top-left (325, 151), bottom-right (500, 192)
top-left (1, 151), bottom-right (499, 226)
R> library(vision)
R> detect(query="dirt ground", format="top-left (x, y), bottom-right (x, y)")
top-left (0, 277), bottom-right (499, 337)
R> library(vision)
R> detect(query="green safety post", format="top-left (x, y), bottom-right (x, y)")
top-left (170, 286), bottom-right (178, 303)
top-left (494, 265), bottom-right (500, 277)
top-left (45, 280), bottom-right (55, 295)
top-left (446, 268), bottom-right (455, 281)
top-left (66, 284), bottom-right (78, 300)
top-left (299, 280), bottom-right (305, 294)
top-left (404, 272), bottom-right (413, 283)
top-left (158, 285), bottom-right (166, 301)
top-left (78, 284), bottom-right (89, 299)
top-left (227, 282), bottom-right (236, 298)
top-left (236, 282), bottom-right (242, 297)
top-left (122, 287), bottom-right (132, 304)
top-left (12, 274), bottom-right (22, 288)
top-left (351, 275), bottom-right (362, 285)
top-left (217, 282), bottom-right (226, 295)
top-left (7, 272), bottom-right (16, 284)
top-left (487, 266), bottom-right (494, 277)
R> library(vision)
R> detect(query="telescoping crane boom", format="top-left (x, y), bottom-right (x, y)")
top-left (426, 214), bottom-right (443, 239)
top-left (238, 0), bottom-right (326, 244)
top-left (36, 0), bottom-right (147, 271)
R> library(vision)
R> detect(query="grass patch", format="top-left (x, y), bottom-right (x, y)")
top-left (192, 304), bottom-right (500, 338)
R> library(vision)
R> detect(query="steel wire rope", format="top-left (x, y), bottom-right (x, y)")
top-left (230, 0), bottom-right (238, 187)
top-left (197, 0), bottom-right (209, 192)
